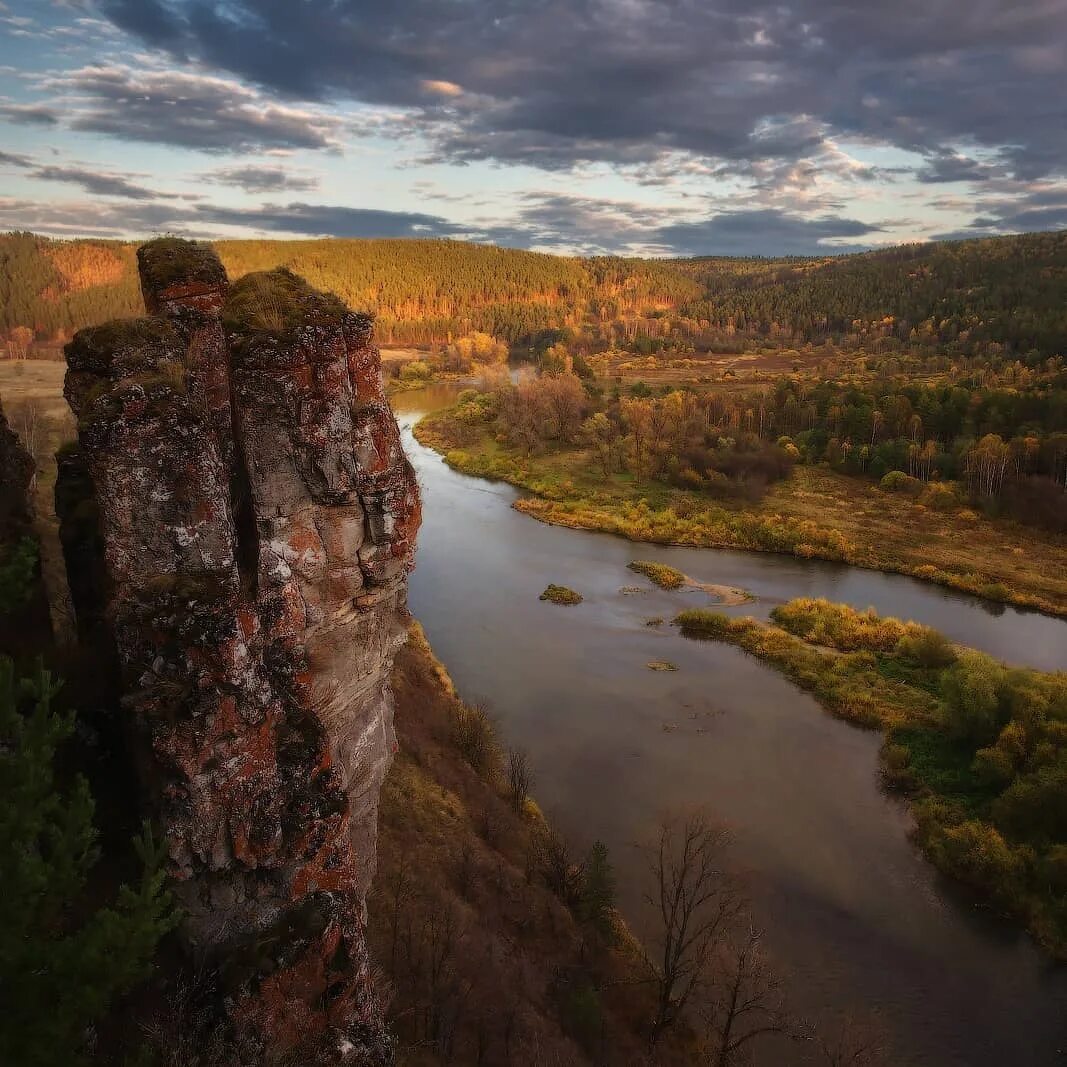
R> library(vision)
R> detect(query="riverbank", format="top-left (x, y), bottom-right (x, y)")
top-left (674, 600), bottom-right (1067, 959)
top-left (377, 622), bottom-right (669, 1064)
top-left (414, 409), bottom-right (1067, 618)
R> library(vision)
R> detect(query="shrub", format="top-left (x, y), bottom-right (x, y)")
top-left (506, 746), bottom-right (533, 812)
top-left (674, 609), bottom-right (733, 639)
top-left (941, 651), bottom-right (1009, 746)
top-left (450, 702), bottom-right (499, 778)
top-left (771, 598), bottom-right (908, 652)
top-left (895, 627), bottom-right (957, 668)
top-left (0, 537), bottom-right (38, 616)
top-left (540, 583), bottom-right (583, 605)
top-left (919, 481), bottom-right (957, 510)
top-left (399, 360), bottom-right (432, 382)
top-left (921, 816), bottom-right (1031, 912)
top-left (880, 470), bottom-right (922, 495)
top-left (578, 841), bottom-right (616, 940)
top-left (972, 745), bottom-right (1016, 787)
top-left (628, 560), bottom-right (686, 590)
top-left (993, 762), bottom-right (1067, 844)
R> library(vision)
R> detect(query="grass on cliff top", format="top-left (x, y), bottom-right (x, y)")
top-left (540, 583), bottom-right (583, 605)
top-left (628, 560), bottom-right (686, 590)
top-left (66, 317), bottom-right (180, 364)
top-left (137, 237), bottom-right (227, 290)
top-left (674, 599), bottom-right (1067, 958)
top-left (223, 268), bottom-right (349, 336)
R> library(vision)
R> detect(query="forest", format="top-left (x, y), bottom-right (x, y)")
top-left (4, 230), bottom-right (1067, 358)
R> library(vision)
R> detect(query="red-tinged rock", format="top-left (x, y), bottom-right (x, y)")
top-left (58, 239), bottom-right (419, 1064)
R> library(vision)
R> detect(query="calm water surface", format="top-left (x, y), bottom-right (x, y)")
top-left (392, 385), bottom-right (1067, 1066)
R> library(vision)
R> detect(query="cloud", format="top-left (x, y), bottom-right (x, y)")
top-left (916, 152), bottom-right (1004, 185)
top-left (656, 209), bottom-right (882, 257)
top-left (477, 192), bottom-right (678, 254)
top-left (94, 0), bottom-right (1067, 183)
top-left (0, 101), bottom-right (60, 125)
top-left (0, 195), bottom-right (197, 237)
top-left (41, 64), bottom-right (343, 152)
top-left (203, 164), bottom-right (320, 192)
top-left (0, 180), bottom-right (883, 255)
top-left (0, 148), bottom-right (176, 200)
top-left (959, 183), bottom-right (1067, 235)
top-left (193, 201), bottom-right (468, 239)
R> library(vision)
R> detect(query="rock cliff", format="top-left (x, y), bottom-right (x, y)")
top-left (57, 239), bottom-right (420, 1063)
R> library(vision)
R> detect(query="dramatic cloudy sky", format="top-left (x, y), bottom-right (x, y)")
top-left (1, 0), bottom-right (1066, 255)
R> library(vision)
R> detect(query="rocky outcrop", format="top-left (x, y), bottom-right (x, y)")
top-left (57, 239), bottom-right (420, 1063)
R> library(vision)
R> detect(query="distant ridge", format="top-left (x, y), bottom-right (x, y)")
top-left (2, 229), bottom-right (1065, 357)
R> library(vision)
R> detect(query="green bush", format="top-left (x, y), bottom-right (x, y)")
top-left (941, 651), bottom-right (1009, 746)
top-left (993, 762), bottom-right (1067, 844)
top-left (399, 360), bottom-right (432, 382)
top-left (627, 560), bottom-right (686, 590)
top-left (880, 470), bottom-right (923, 495)
top-left (674, 609), bottom-right (733, 639)
top-left (0, 537), bottom-right (38, 616)
top-left (895, 627), bottom-right (957, 668)
top-left (919, 810), bottom-right (1032, 912)
top-left (577, 841), bottom-right (616, 940)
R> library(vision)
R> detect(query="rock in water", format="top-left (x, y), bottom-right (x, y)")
top-left (57, 239), bottom-right (421, 1063)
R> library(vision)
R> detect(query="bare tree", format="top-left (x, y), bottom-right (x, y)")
top-left (6, 325), bottom-right (33, 361)
top-left (507, 746), bottom-right (533, 812)
top-left (535, 829), bottom-right (583, 907)
top-left (701, 925), bottom-right (795, 1066)
top-left (644, 813), bottom-right (743, 1045)
top-left (12, 401), bottom-right (41, 492)
top-left (810, 1014), bottom-right (891, 1066)
top-left (385, 851), bottom-right (414, 971)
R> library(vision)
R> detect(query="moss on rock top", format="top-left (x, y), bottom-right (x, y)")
top-left (223, 268), bottom-right (349, 337)
top-left (137, 237), bottom-right (227, 292)
top-left (66, 317), bottom-right (182, 372)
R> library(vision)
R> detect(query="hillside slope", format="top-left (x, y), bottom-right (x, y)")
top-left (3, 230), bottom-right (1066, 358)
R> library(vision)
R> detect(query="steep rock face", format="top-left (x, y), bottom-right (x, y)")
top-left (58, 239), bottom-right (420, 1062)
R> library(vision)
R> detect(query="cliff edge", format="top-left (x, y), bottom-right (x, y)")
top-left (57, 238), bottom-right (420, 1063)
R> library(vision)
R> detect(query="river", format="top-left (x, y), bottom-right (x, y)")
top-left (392, 384), bottom-right (1067, 1066)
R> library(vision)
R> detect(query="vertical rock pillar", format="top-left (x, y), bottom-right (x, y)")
top-left (58, 239), bottom-right (420, 1063)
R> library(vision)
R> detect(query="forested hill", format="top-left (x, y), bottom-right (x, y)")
top-left (677, 231), bottom-right (1067, 358)
top-left (0, 233), bottom-right (701, 348)
top-left (2, 229), bottom-right (1066, 357)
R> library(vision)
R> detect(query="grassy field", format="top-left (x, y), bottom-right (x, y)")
top-left (674, 599), bottom-right (1067, 958)
top-left (415, 410), bottom-right (1067, 617)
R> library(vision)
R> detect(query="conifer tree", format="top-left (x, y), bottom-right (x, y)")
top-left (0, 658), bottom-right (177, 1066)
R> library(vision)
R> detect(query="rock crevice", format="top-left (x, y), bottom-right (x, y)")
top-left (58, 239), bottom-right (420, 1062)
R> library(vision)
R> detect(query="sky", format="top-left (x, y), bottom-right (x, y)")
top-left (0, 0), bottom-right (1065, 256)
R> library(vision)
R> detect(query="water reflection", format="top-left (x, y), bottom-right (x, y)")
top-left (391, 386), bottom-right (1067, 1066)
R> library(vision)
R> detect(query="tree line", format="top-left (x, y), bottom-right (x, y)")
top-left (4, 230), bottom-right (1067, 362)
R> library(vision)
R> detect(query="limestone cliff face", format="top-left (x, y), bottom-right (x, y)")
top-left (58, 239), bottom-right (420, 1063)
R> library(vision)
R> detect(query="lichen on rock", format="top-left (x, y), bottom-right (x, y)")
top-left (57, 237), bottom-right (420, 1064)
